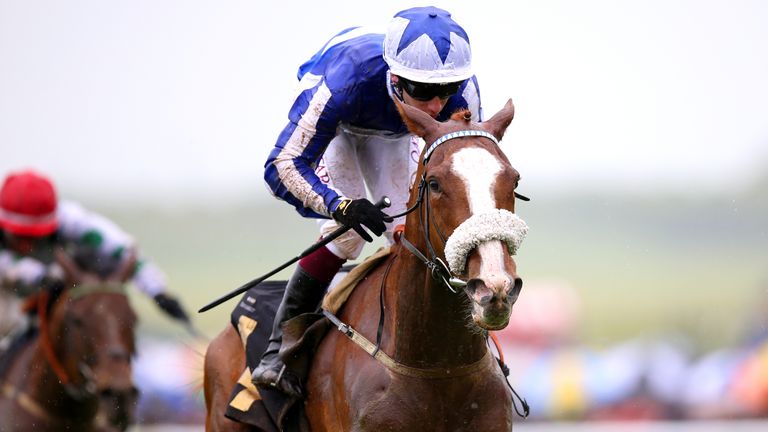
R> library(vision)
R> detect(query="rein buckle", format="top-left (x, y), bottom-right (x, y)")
top-left (430, 258), bottom-right (465, 293)
top-left (338, 322), bottom-right (352, 336)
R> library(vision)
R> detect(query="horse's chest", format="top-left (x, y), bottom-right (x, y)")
top-left (354, 376), bottom-right (513, 432)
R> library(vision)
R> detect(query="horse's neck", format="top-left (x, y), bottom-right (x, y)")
top-left (385, 250), bottom-right (487, 368)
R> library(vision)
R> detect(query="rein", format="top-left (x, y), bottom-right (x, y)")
top-left (389, 172), bottom-right (465, 293)
top-left (37, 290), bottom-right (74, 389)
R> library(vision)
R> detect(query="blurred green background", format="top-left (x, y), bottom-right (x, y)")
top-left (86, 171), bottom-right (767, 354)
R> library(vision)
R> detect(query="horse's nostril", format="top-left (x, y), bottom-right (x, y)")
top-left (466, 279), bottom-right (481, 295)
top-left (478, 295), bottom-right (493, 306)
top-left (512, 278), bottom-right (523, 294)
top-left (507, 278), bottom-right (523, 302)
top-left (100, 385), bottom-right (139, 400)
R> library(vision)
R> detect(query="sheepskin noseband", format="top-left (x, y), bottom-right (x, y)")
top-left (444, 209), bottom-right (529, 274)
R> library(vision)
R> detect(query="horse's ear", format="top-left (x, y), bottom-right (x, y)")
top-left (54, 248), bottom-right (81, 284)
top-left (113, 247), bottom-right (138, 283)
top-left (393, 97), bottom-right (439, 138)
top-left (483, 99), bottom-right (515, 141)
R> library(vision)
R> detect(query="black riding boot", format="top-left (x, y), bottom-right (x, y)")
top-left (251, 265), bottom-right (328, 397)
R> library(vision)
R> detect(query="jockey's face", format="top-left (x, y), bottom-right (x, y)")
top-left (393, 75), bottom-right (462, 119)
top-left (3, 231), bottom-right (48, 256)
top-left (403, 91), bottom-right (447, 119)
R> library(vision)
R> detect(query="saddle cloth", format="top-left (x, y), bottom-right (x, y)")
top-left (224, 247), bottom-right (392, 431)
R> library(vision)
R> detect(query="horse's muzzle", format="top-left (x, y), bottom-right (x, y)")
top-left (466, 274), bottom-right (521, 330)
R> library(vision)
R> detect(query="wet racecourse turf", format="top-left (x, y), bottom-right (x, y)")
top-left (130, 420), bottom-right (768, 431)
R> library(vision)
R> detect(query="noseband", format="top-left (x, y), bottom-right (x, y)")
top-left (444, 209), bottom-right (528, 274)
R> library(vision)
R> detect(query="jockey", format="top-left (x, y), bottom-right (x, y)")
top-left (253, 6), bottom-right (482, 396)
top-left (0, 169), bottom-right (191, 335)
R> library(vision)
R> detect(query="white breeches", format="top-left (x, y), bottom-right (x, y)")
top-left (0, 290), bottom-right (22, 340)
top-left (315, 129), bottom-right (423, 260)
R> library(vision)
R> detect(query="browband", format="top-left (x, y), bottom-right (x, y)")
top-left (423, 130), bottom-right (499, 165)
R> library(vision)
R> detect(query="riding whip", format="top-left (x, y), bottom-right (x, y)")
top-left (198, 196), bottom-right (391, 313)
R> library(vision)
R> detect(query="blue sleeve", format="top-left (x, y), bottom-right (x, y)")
top-left (264, 60), bottom-right (361, 219)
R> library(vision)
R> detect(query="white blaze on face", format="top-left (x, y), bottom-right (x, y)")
top-left (451, 147), bottom-right (502, 214)
top-left (451, 148), bottom-right (508, 281)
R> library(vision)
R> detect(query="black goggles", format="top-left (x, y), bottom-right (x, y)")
top-left (399, 78), bottom-right (463, 102)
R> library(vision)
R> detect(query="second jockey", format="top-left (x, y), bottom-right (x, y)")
top-left (0, 169), bottom-right (192, 344)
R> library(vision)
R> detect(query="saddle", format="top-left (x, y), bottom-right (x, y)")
top-left (224, 247), bottom-right (392, 431)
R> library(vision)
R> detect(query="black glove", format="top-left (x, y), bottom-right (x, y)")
top-left (153, 293), bottom-right (190, 323)
top-left (331, 198), bottom-right (393, 242)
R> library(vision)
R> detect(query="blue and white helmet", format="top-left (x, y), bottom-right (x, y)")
top-left (383, 6), bottom-right (472, 84)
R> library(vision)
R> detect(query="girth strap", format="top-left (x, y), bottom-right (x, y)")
top-left (322, 309), bottom-right (491, 379)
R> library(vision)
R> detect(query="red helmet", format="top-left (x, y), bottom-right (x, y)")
top-left (0, 169), bottom-right (58, 237)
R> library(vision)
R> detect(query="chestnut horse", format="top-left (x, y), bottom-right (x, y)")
top-left (0, 250), bottom-right (139, 431)
top-left (204, 98), bottom-right (527, 431)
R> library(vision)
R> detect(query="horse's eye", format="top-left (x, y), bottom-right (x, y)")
top-left (70, 317), bottom-right (85, 328)
top-left (428, 179), bottom-right (441, 193)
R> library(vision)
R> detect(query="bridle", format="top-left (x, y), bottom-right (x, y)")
top-left (396, 176), bottom-right (465, 292)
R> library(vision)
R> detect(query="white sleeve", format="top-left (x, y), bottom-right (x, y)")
top-left (57, 200), bottom-right (168, 298)
top-left (132, 259), bottom-right (168, 297)
top-left (57, 201), bottom-right (136, 255)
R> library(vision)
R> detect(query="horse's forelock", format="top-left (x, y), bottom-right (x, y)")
top-left (450, 108), bottom-right (472, 123)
